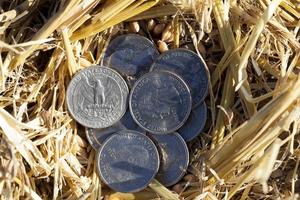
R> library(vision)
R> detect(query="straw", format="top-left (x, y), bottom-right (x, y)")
top-left (1, 0), bottom-right (300, 199)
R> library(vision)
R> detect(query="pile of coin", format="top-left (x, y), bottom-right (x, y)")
top-left (66, 34), bottom-right (208, 193)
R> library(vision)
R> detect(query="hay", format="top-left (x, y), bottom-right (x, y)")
top-left (0, 0), bottom-right (300, 199)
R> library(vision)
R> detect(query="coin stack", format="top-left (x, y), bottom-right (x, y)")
top-left (66, 34), bottom-right (208, 193)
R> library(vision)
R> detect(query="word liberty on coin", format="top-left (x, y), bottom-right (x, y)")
top-left (130, 71), bottom-right (192, 134)
top-left (66, 66), bottom-right (129, 128)
top-left (97, 130), bottom-right (159, 193)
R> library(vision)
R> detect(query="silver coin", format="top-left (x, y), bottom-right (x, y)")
top-left (178, 102), bottom-right (207, 141)
top-left (85, 110), bottom-right (146, 150)
top-left (130, 71), bottom-right (192, 134)
top-left (148, 132), bottom-right (189, 186)
top-left (66, 65), bottom-right (129, 128)
top-left (151, 49), bottom-right (208, 107)
top-left (97, 130), bottom-right (159, 192)
top-left (119, 109), bottom-right (146, 133)
top-left (104, 34), bottom-right (159, 87)
top-left (85, 125), bottom-right (120, 150)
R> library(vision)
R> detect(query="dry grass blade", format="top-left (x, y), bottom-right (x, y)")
top-left (128, 4), bottom-right (181, 21)
top-left (237, 0), bottom-right (283, 87)
top-left (71, 0), bottom-right (159, 41)
top-left (0, 40), bottom-right (21, 54)
top-left (0, 108), bottom-right (51, 176)
top-left (61, 28), bottom-right (79, 76)
top-left (106, 190), bottom-right (158, 200)
top-left (148, 179), bottom-right (180, 200)
top-left (1, 0), bottom-right (300, 199)
top-left (0, 0), bottom-right (36, 22)
top-left (92, 0), bottom-right (135, 23)
top-left (9, 0), bottom-right (83, 69)
top-left (208, 78), bottom-right (300, 179)
top-left (213, 0), bottom-right (256, 117)
top-left (211, 69), bottom-right (234, 148)
top-left (14, 177), bottom-right (43, 200)
top-left (227, 138), bottom-right (281, 199)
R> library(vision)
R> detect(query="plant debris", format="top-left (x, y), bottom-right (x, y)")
top-left (0, 0), bottom-right (300, 199)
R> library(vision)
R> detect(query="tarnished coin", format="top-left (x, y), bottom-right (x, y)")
top-left (104, 34), bottom-right (159, 86)
top-left (148, 132), bottom-right (189, 186)
top-left (97, 130), bottom-right (159, 193)
top-left (119, 109), bottom-right (146, 133)
top-left (130, 71), bottom-right (192, 134)
top-left (86, 125), bottom-right (120, 150)
top-left (178, 102), bottom-right (207, 141)
top-left (86, 110), bottom-right (146, 150)
top-left (151, 49), bottom-right (208, 107)
top-left (66, 66), bottom-right (129, 128)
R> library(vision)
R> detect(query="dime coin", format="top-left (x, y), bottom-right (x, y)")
top-left (97, 130), bottom-right (159, 193)
top-left (104, 34), bottom-right (159, 87)
top-left (151, 49), bottom-right (208, 107)
top-left (178, 102), bottom-right (207, 141)
top-left (86, 110), bottom-right (146, 150)
top-left (66, 65), bottom-right (129, 128)
top-left (148, 132), bottom-right (189, 186)
top-left (130, 71), bottom-right (192, 134)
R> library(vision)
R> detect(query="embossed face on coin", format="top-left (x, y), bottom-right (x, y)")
top-left (104, 34), bottom-right (159, 87)
top-left (97, 130), bottom-right (159, 193)
top-left (178, 102), bottom-right (207, 141)
top-left (130, 71), bottom-right (192, 134)
top-left (151, 49), bottom-right (208, 107)
top-left (148, 132), bottom-right (189, 186)
top-left (66, 66), bottom-right (129, 128)
top-left (86, 110), bottom-right (146, 150)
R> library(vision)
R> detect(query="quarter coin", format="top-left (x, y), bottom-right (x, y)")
top-left (104, 34), bottom-right (159, 87)
top-left (130, 71), bottom-right (192, 134)
top-left (86, 110), bottom-right (146, 150)
top-left (148, 132), bottom-right (189, 186)
top-left (66, 66), bottom-right (129, 128)
top-left (151, 49), bottom-right (208, 107)
top-left (97, 130), bottom-right (159, 193)
top-left (178, 102), bottom-right (207, 141)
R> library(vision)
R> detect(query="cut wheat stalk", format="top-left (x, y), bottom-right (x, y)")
top-left (71, 0), bottom-right (159, 41)
top-left (237, 0), bottom-right (283, 87)
top-left (213, 0), bottom-right (256, 117)
top-left (1, 0), bottom-right (300, 199)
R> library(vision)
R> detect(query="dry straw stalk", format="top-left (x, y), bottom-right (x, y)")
top-left (1, 0), bottom-right (300, 199)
